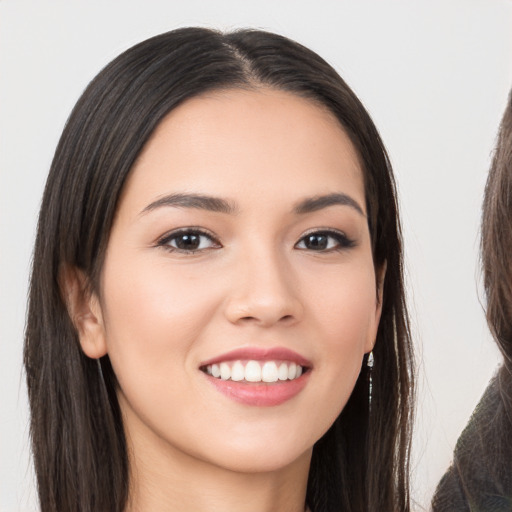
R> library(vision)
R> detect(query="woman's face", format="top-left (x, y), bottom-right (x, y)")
top-left (84, 88), bottom-right (382, 473)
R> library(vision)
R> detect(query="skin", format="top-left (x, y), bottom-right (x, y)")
top-left (70, 88), bottom-right (383, 512)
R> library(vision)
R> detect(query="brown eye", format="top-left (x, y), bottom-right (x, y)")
top-left (173, 233), bottom-right (202, 250)
top-left (159, 229), bottom-right (219, 253)
top-left (303, 233), bottom-right (329, 250)
top-left (295, 230), bottom-right (355, 251)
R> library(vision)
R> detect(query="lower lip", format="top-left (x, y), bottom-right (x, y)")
top-left (204, 372), bottom-right (310, 406)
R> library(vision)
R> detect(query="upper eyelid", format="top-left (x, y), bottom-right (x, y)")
top-left (297, 227), bottom-right (350, 239)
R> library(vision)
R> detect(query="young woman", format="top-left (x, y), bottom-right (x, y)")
top-left (432, 89), bottom-right (512, 511)
top-left (24, 27), bottom-right (414, 512)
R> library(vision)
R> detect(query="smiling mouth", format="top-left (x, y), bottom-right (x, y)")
top-left (201, 360), bottom-right (307, 383)
top-left (199, 347), bottom-right (312, 405)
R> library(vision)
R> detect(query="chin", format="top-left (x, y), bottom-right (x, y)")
top-left (191, 427), bottom-right (316, 475)
top-left (206, 444), bottom-right (313, 475)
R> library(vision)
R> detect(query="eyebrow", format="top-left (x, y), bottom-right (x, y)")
top-left (141, 193), bottom-right (238, 215)
top-left (293, 193), bottom-right (365, 216)
top-left (140, 192), bottom-right (364, 217)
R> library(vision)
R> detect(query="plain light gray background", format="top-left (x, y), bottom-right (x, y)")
top-left (1, 1), bottom-right (511, 510)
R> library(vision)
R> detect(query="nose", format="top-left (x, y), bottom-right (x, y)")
top-left (223, 250), bottom-right (304, 327)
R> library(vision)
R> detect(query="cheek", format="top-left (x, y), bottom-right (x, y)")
top-left (99, 256), bottom-right (222, 387)
top-left (309, 260), bottom-right (378, 347)
top-left (304, 261), bottom-right (377, 406)
top-left (97, 256), bottom-right (230, 450)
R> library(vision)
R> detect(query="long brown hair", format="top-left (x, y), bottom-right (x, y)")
top-left (431, 90), bottom-right (512, 510)
top-left (479, 87), bottom-right (512, 471)
top-left (24, 27), bottom-right (414, 512)
top-left (482, 88), bottom-right (512, 374)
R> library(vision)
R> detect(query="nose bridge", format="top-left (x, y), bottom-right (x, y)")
top-left (225, 241), bottom-right (302, 326)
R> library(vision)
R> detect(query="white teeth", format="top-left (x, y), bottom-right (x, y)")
top-left (205, 360), bottom-right (305, 383)
top-left (245, 360), bottom-right (262, 382)
top-left (288, 362), bottom-right (297, 380)
top-left (231, 361), bottom-right (245, 381)
top-left (278, 362), bottom-right (289, 381)
top-left (220, 362), bottom-right (231, 380)
top-left (261, 361), bottom-right (278, 382)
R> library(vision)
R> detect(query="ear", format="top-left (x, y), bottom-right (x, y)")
top-left (60, 266), bottom-right (108, 359)
top-left (365, 260), bottom-right (387, 354)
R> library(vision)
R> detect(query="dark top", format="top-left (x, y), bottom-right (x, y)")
top-left (432, 376), bottom-right (512, 512)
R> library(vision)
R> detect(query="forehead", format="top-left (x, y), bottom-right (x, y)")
top-left (122, 88), bottom-right (365, 213)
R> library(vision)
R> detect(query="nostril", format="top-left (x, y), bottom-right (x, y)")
top-left (225, 298), bottom-right (303, 326)
top-left (239, 316), bottom-right (257, 323)
top-left (238, 314), bottom-right (294, 324)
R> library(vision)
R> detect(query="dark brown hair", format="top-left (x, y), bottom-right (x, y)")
top-left (24, 27), bottom-right (414, 512)
top-left (478, 87), bottom-right (512, 481)
top-left (482, 89), bottom-right (512, 372)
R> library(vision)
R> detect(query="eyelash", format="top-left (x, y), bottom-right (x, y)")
top-left (294, 229), bottom-right (356, 252)
top-left (156, 228), bottom-right (355, 254)
top-left (156, 228), bottom-right (221, 254)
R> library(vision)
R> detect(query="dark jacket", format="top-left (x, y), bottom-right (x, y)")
top-left (432, 374), bottom-right (512, 511)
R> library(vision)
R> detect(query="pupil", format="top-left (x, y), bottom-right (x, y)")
top-left (177, 234), bottom-right (200, 250)
top-left (306, 234), bottom-right (327, 250)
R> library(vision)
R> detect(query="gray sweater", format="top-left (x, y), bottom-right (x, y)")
top-left (431, 375), bottom-right (512, 512)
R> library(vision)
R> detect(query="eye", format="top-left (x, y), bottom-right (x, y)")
top-left (157, 229), bottom-right (220, 253)
top-left (295, 230), bottom-right (355, 252)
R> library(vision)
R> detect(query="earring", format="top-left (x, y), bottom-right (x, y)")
top-left (367, 351), bottom-right (374, 410)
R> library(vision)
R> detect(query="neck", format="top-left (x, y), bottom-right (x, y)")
top-left (123, 413), bottom-right (311, 512)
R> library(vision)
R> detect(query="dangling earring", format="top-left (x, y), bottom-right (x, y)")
top-left (367, 351), bottom-right (374, 411)
top-left (367, 351), bottom-right (374, 369)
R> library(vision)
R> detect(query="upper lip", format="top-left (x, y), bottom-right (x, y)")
top-left (199, 347), bottom-right (312, 368)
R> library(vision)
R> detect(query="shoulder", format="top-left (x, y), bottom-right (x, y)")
top-left (432, 377), bottom-right (512, 511)
top-left (431, 465), bottom-right (469, 512)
